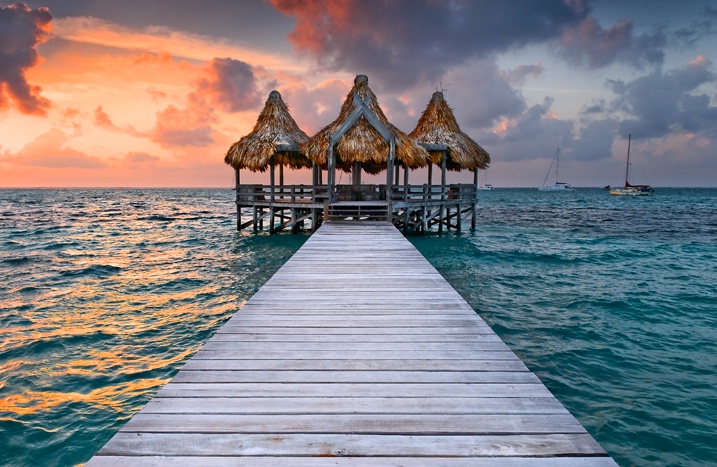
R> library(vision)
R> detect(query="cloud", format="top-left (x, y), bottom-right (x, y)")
top-left (119, 151), bottom-right (162, 170)
top-left (555, 17), bottom-right (665, 69)
top-left (673, 6), bottom-right (717, 47)
top-left (479, 97), bottom-right (575, 161)
top-left (441, 61), bottom-right (529, 131)
top-left (607, 56), bottom-right (717, 138)
top-left (270, 0), bottom-right (586, 89)
top-left (94, 105), bottom-right (146, 137)
top-left (1, 128), bottom-right (105, 168)
top-left (0, 3), bottom-right (52, 115)
top-left (52, 15), bottom-right (302, 72)
top-left (195, 58), bottom-right (262, 112)
top-left (150, 93), bottom-right (217, 148)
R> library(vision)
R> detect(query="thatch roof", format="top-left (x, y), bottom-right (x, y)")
top-left (409, 91), bottom-right (490, 171)
top-left (304, 75), bottom-right (430, 175)
top-left (225, 91), bottom-right (310, 172)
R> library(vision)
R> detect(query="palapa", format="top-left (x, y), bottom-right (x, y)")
top-left (303, 75), bottom-right (430, 175)
top-left (225, 91), bottom-right (310, 172)
top-left (410, 91), bottom-right (490, 171)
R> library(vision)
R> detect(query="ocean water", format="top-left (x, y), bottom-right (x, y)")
top-left (0, 188), bottom-right (715, 466)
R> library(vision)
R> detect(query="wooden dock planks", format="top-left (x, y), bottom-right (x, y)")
top-left (87, 221), bottom-right (616, 466)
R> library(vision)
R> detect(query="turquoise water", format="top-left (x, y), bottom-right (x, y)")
top-left (1, 188), bottom-right (716, 466)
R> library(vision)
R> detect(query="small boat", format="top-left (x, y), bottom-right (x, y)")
top-left (609, 135), bottom-right (654, 196)
top-left (477, 170), bottom-right (494, 190)
top-left (539, 148), bottom-right (573, 191)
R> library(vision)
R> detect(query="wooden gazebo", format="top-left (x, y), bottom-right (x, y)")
top-left (225, 90), bottom-right (319, 232)
top-left (226, 77), bottom-right (489, 234)
top-left (409, 91), bottom-right (491, 230)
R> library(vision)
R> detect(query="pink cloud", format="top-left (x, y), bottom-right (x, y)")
top-left (2, 128), bottom-right (106, 168)
top-left (94, 105), bottom-right (146, 137)
top-left (150, 93), bottom-right (217, 148)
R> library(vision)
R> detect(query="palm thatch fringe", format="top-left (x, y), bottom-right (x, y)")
top-left (410, 91), bottom-right (490, 171)
top-left (304, 75), bottom-right (430, 175)
top-left (225, 91), bottom-right (310, 172)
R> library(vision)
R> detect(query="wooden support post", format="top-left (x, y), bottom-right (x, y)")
top-left (472, 169), bottom-right (478, 231)
top-left (427, 164), bottom-right (433, 186)
top-left (386, 137), bottom-right (395, 221)
top-left (328, 142), bottom-right (335, 203)
top-left (439, 151), bottom-right (447, 233)
top-left (252, 205), bottom-right (258, 232)
top-left (353, 161), bottom-right (361, 201)
top-left (403, 163), bottom-right (409, 234)
top-left (269, 162), bottom-right (275, 233)
top-left (422, 183), bottom-right (428, 234)
top-left (235, 168), bottom-right (241, 231)
top-left (279, 164), bottom-right (284, 187)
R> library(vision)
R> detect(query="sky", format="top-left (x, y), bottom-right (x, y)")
top-left (1, 0), bottom-right (716, 188)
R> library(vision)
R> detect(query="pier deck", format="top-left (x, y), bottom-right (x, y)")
top-left (87, 222), bottom-right (616, 466)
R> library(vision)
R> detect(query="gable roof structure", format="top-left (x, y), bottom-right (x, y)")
top-left (225, 91), bottom-right (310, 172)
top-left (303, 75), bottom-right (430, 175)
top-left (410, 91), bottom-right (490, 171)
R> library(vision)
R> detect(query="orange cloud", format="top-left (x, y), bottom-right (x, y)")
top-left (151, 93), bottom-right (217, 148)
top-left (0, 3), bottom-right (52, 115)
top-left (2, 128), bottom-right (105, 168)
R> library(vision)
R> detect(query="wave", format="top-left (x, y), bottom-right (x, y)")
top-left (59, 264), bottom-right (122, 278)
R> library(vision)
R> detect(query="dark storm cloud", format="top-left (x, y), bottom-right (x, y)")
top-left (270, 0), bottom-right (586, 90)
top-left (196, 58), bottom-right (262, 113)
top-left (0, 3), bottom-right (52, 115)
top-left (572, 118), bottom-right (619, 161)
top-left (607, 57), bottom-right (717, 138)
top-left (555, 17), bottom-right (665, 69)
top-left (479, 97), bottom-right (574, 161)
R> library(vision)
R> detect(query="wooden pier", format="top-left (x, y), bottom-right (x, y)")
top-left (87, 222), bottom-right (616, 466)
top-left (236, 181), bottom-right (479, 234)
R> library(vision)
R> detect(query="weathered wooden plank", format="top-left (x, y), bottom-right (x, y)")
top-left (93, 433), bottom-right (609, 458)
top-left (141, 396), bottom-right (568, 415)
top-left (170, 370), bottom-right (538, 384)
top-left (198, 341), bottom-right (511, 352)
top-left (214, 326), bottom-right (497, 335)
top-left (87, 457), bottom-right (618, 467)
top-left (121, 413), bottom-right (587, 434)
top-left (207, 332), bottom-right (504, 342)
top-left (155, 382), bottom-right (553, 398)
top-left (178, 358), bottom-right (529, 372)
top-left (190, 350), bottom-right (519, 360)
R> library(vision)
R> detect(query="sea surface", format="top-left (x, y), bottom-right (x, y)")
top-left (0, 188), bottom-right (715, 466)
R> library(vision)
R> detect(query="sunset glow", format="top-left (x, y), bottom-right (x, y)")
top-left (1, 1), bottom-right (716, 187)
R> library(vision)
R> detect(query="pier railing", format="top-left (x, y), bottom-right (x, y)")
top-left (237, 184), bottom-right (329, 206)
top-left (237, 183), bottom-right (477, 206)
top-left (391, 184), bottom-right (477, 206)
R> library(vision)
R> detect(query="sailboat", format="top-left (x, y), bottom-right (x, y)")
top-left (609, 135), bottom-right (654, 196)
top-left (539, 148), bottom-right (573, 191)
top-left (477, 170), bottom-right (493, 190)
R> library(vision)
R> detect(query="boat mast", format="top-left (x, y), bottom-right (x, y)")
top-left (625, 134), bottom-right (631, 187)
top-left (556, 148), bottom-right (559, 183)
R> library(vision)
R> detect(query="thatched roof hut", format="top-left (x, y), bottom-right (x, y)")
top-left (410, 91), bottom-right (490, 171)
top-left (304, 75), bottom-right (430, 175)
top-left (225, 91), bottom-right (310, 172)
